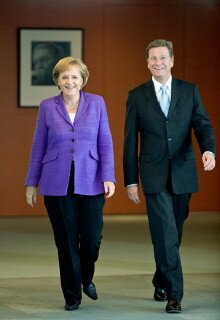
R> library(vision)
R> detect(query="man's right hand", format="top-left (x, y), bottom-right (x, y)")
top-left (127, 185), bottom-right (141, 205)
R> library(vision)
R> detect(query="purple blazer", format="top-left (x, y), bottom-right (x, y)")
top-left (25, 91), bottom-right (115, 196)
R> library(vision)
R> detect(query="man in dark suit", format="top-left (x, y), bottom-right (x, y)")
top-left (123, 39), bottom-right (216, 313)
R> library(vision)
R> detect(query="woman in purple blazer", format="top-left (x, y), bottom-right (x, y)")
top-left (25, 57), bottom-right (115, 311)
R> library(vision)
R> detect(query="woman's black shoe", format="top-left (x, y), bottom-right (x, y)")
top-left (64, 301), bottom-right (80, 311)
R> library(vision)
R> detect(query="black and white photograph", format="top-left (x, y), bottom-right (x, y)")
top-left (18, 28), bottom-right (83, 107)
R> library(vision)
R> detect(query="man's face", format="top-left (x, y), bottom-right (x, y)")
top-left (147, 46), bottom-right (174, 83)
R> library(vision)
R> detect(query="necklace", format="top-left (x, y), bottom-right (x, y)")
top-left (65, 101), bottom-right (79, 109)
top-left (67, 103), bottom-right (79, 109)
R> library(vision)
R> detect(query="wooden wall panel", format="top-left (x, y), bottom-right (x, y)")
top-left (0, 1), bottom-right (105, 216)
top-left (184, 5), bottom-right (220, 210)
top-left (0, 1), bottom-right (219, 216)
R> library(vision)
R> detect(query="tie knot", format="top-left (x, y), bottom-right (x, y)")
top-left (160, 84), bottom-right (168, 93)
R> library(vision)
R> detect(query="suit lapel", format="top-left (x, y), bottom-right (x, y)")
top-left (144, 80), bottom-right (165, 116)
top-left (168, 78), bottom-right (182, 116)
top-left (144, 78), bottom-right (183, 117)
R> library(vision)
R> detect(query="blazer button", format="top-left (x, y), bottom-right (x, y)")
top-left (70, 148), bottom-right (74, 153)
top-left (168, 138), bottom-right (172, 141)
top-left (69, 128), bottom-right (74, 132)
top-left (71, 139), bottom-right (75, 142)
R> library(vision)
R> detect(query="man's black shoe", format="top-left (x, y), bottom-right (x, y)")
top-left (166, 299), bottom-right (182, 313)
top-left (64, 300), bottom-right (80, 311)
top-left (83, 282), bottom-right (98, 300)
top-left (154, 287), bottom-right (167, 301)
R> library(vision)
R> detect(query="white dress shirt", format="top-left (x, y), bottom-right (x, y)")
top-left (152, 76), bottom-right (172, 103)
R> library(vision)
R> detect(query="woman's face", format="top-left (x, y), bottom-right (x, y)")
top-left (58, 65), bottom-right (83, 97)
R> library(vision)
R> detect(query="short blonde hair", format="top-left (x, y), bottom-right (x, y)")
top-left (52, 57), bottom-right (89, 88)
top-left (145, 39), bottom-right (174, 60)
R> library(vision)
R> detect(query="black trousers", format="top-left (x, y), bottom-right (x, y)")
top-left (44, 164), bottom-right (105, 304)
top-left (145, 189), bottom-right (191, 300)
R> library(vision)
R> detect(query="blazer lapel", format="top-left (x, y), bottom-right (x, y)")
top-left (55, 93), bottom-right (73, 125)
top-left (74, 91), bottom-right (89, 124)
top-left (55, 91), bottom-right (90, 126)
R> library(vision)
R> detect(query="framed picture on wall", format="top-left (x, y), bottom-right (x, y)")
top-left (18, 28), bottom-right (84, 107)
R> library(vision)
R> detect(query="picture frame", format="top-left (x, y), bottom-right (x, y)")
top-left (18, 28), bottom-right (84, 107)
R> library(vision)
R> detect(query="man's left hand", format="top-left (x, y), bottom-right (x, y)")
top-left (202, 151), bottom-right (216, 171)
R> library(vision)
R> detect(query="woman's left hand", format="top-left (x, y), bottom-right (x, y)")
top-left (103, 181), bottom-right (115, 198)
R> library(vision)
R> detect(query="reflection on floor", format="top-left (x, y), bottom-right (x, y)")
top-left (0, 213), bottom-right (219, 320)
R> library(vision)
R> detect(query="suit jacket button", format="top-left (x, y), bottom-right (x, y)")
top-left (70, 148), bottom-right (74, 153)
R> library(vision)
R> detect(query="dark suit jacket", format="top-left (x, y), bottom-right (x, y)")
top-left (123, 78), bottom-right (216, 194)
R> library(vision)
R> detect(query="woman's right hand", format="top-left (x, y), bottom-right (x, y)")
top-left (103, 181), bottom-right (115, 198)
top-left (26, 186), bottom-right (37, 207)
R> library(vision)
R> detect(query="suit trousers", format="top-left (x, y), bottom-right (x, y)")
top-left (44, 164), bottom-right (105, 304)
top-left (145, 189), bottom-right (191, 300)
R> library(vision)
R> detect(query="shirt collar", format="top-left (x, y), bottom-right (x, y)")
top-left (152, 76), bottom-right (172, 94)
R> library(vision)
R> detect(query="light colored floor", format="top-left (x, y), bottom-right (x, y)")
top-left (0, 213), bottom-right (219, 320)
